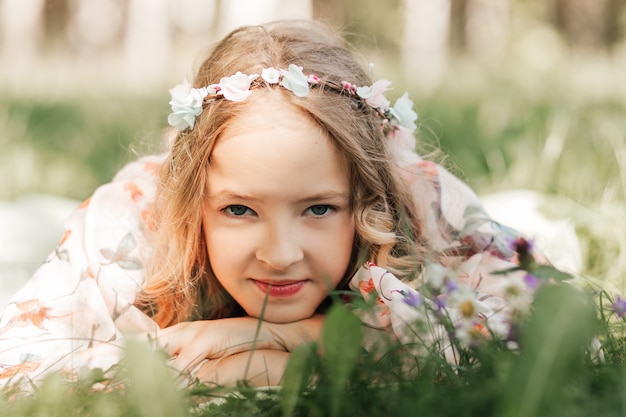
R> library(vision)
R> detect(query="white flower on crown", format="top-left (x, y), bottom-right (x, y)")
top-left (390, 92), bottom-right (418, 131)
top-left (356, 79), bottom-right (391, 109)
top-left (219, 72), bottom-right (258, 102)
top-left (167, 80), bottom-right (209, 131)
top-left (261, 67), bottom-right (281, 84)
top-left (385, 93), bottom-right (419, 165)
top-left (280, 64), bottom-right (309, 97)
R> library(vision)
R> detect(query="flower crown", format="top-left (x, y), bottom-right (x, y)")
top-left (167, 64), bottom-right (419, 160)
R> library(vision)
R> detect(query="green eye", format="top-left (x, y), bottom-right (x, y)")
top-left (225, 205), bottom-right (251, 216)
top-left (308, 205), bottom-right (331, 216)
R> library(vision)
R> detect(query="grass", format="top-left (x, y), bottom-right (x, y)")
top-left (1, 57), bottom-right (626, 415)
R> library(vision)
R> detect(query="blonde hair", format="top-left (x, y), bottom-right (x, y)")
top-left (141, 20), bottom-right (426, 327)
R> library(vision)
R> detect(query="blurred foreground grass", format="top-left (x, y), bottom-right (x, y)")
top-left (0, 284), bottom-right (623, 417)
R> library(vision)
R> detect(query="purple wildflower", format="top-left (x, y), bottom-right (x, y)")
top-left (611, 296), bottom-right (626, 318)
top-left (434, 296), bottom-right (446, 311)
top-left (445, 279), bottom-right (458, 293)
top-left (524, 273), bottom-right (539, 289)
top-left (403, 290), bottom-right (423, 308)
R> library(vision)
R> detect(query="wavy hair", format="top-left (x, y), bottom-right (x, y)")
top-left (140, 20), bottom-right (426, 327)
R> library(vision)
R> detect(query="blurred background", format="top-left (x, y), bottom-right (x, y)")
top-left (0, 0), bottom-right (625, 298)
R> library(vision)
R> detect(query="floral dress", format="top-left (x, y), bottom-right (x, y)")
top-left (0, 153), bottom-right (531, 386)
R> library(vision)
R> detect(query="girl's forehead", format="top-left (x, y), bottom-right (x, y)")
top-left (207, 97), bottom-right (351, 195)
top-left (230, 92), bottom-right (313, 125)
top-left (216, 93), bottom-right (328, 145)
top-left (209, 91), bottom-right (351, 177)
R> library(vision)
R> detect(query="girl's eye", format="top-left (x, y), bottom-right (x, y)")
top-left (224, 205), bottom-right (253, 216)
top-left (306, 205), bottom-right (333, 216)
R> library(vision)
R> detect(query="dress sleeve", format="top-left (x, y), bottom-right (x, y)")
top-left (350, 158), bottom-right (536, 361)
top-left (0, 156), bottom-right (163, 386)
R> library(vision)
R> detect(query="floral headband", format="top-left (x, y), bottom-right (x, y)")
top-left (167, 64), bottom-right (419, 161)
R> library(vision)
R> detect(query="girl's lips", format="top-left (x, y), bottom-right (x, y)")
top-left (252, 279), bottom-right (306, 297)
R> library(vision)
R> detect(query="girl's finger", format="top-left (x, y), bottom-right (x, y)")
top-left (156, 322), bottom-right (199, 353)
top-left (170, 344), bottom-right (211, 373)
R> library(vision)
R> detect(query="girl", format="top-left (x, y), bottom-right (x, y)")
top-left (0, 20), bottom-right (533, 388)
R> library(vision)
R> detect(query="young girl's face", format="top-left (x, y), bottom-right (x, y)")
top-left (202, 96), bottom-right (356, 323)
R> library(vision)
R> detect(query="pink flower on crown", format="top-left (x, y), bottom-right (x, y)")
top-left (219, 72), bottom-right (258, 102)
top-left (307, 74), bottom-right (320, 84)
top-left (206, 84), bottom-right (220, 95)
top-left (356, 79), bottom-right (391, 109)
top-left (280, 64), bottom-right (309, 97)
top-left (342, 81), bottom-right (357, 94)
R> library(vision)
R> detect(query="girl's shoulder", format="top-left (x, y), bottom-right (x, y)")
top-left (80, 154), bottom-right (167, 253)
top-left (111, 153), bottom-right (167, 184)
top-left (92, 153), bottom-right (167, 209)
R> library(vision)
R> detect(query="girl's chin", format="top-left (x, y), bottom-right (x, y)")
top-left (246, 307), bottom-right (317, 323)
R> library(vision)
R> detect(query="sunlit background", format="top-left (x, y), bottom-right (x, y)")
top-left (1, 0), bottom-right (625, 299)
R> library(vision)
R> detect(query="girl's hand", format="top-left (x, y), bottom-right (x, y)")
top-left (194, 349), bottom-right (291, 387)
top-left (157, 315), bottom-right (323, 375)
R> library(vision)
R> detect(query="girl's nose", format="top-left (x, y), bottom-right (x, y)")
top-left (256, 223), bottom-right (304, 271)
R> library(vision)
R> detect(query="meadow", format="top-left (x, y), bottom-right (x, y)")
top-left (0, 54), bottom-right (625, 416)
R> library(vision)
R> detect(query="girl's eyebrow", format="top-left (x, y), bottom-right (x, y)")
top-left (207, 190), bottom-right (350, 203)
top-left (207, 191), bottom-right (260, 203)
top-left (297, 191), bottom-right (350, 204)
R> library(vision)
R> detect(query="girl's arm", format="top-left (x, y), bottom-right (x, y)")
top-left (157, 315), bottom-right (323, 376)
